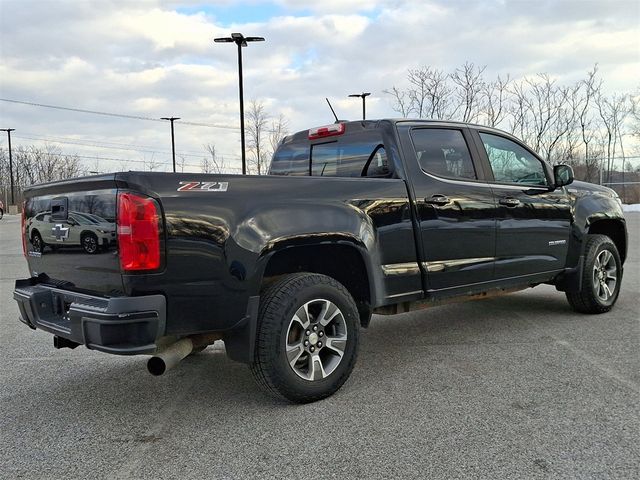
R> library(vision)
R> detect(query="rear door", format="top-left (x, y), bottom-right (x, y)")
top-left (400, 125), bottom-right (497, 291)
top-left (471, 130), bottom-right (572, 278)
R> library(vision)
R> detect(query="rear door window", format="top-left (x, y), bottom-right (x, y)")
top-left (411, 128), bottom-right (477, 180)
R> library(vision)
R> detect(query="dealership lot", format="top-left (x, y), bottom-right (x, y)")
top-left (1, 214), bottom-right (638, 479)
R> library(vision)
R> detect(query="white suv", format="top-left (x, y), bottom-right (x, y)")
top-left (27, 211), bottom-right (115, 254)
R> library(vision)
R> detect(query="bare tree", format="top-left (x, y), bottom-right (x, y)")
top-left (0, 144), bottom-right (84, 203)
top-left (269, 114), bottom-right (289, 155)
top-left (383, 86), bottom-right (411, 118)
top-left (482, 75), bottom-right (510, 128)
top-left (201, 143), bottom-right (225, 173)
top-left (246, 100), bottom-right (270, 175)
top-left (384, 63), bottom-right (635, 188)
top-left (143, 154), bottom-right (162, 172)
top-left (385, 66), bottom-right (453, 119)
top-left (177, 155), bottom-right (186, 173)
top-left (450, 62), bottom-right (486, 123)
top-left (596, 93), bottom-right (631, 183)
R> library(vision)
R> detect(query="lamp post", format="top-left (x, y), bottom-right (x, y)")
top-left (348, 92), bottom-right (371, 120)
top-left (214, 32), bottom-right (265, 175)
top-left (0, 128), bottom-right (15, 204)
top-left (161, 117), bottom-right (180, 173)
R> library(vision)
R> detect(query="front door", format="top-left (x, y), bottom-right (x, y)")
top-left (401, 126), bottom-right (497, 291)
top-left (472, 130), bottom-right (572, 279)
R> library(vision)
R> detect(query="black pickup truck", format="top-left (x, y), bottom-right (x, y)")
top-left (14, 119), bottom-right (627, 402)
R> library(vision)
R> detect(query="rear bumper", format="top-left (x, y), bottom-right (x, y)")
top-left (13, 278), bottom-right (166, 355)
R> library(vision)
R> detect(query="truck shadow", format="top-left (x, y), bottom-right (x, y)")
top-left (10, 289), bottom-right (579, 416)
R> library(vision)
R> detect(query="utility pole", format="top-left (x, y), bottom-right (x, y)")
top-left (348, 92), bottom-right (371, 120)
top-left (161, 117), bottom-right (180, 173)
top-left (0, 128), bottom-right (15, 204)
top-left (214, 33), bottom-right (265, 175)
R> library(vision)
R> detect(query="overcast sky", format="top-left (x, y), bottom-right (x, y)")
top-left (0, 0), bottom-right (638, 173)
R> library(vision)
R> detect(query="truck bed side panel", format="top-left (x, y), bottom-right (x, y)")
top-left (116, 172), bottom-right (419, 335)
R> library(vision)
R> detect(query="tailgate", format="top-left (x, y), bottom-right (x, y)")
top-left (23, 175), bottom-right (123, 295)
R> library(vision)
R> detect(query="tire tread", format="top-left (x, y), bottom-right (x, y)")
top-left (250, 273), bottom-right (359, 403)
top-left (566, 234), bottom-right (621, 314)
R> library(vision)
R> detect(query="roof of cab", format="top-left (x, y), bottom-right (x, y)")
top-left (281, 118), bottom-right (523, 147)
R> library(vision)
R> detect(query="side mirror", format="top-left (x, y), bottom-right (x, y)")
top-left (554, 164), bottom-right (574, 188)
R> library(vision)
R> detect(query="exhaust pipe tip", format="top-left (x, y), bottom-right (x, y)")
top-left (147, 357), bottom-right (168, 376)
top-left (146, 334), bottom-right (222, 376)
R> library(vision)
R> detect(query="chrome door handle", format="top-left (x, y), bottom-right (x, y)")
top-left (499, 197), bottom-right (520, 207)
top-left (425, 194), bottom-right (450, 206)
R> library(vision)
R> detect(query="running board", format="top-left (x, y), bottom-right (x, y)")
top-left (373, 286), bottom-right (528, 315)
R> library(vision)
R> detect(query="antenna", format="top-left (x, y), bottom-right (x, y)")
top-left (325, 98), bottom-right (339, 123)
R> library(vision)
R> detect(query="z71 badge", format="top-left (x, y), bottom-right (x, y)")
top-left (177, 181), bottom-right (229, 192)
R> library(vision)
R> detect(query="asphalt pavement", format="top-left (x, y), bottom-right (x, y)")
top-left (1, 213), bottom-right (638, 479)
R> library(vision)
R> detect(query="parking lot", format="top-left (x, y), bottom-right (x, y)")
top-left (1, 213), bottom-right (638, 479)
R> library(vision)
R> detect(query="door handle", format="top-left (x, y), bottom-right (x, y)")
top-left (425, 194), bottom-right (450, 206)
top-left (499, 197), bottom-right (520, 207)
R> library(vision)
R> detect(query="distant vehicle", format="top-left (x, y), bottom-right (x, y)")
top-left (26, 210), bottom-right (115, 254)
top-left (14, 119), bottom-right (628, 403)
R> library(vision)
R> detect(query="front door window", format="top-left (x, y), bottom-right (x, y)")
top-left (479, 132), bottom-right (548, 186)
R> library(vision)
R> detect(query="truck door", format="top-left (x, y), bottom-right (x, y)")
top-left (400, 126), bottom-right (497, 291)
top-left (471, 130), bottom-right (572, 278)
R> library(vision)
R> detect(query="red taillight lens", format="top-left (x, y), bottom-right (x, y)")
top-left (21, 202), bottom-right (27, 257)
top-left (117, 192), bottom-right (161, 271)
top-left (308, 122), bottom-right (346, 140)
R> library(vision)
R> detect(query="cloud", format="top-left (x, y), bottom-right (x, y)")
top-left (0, 0), bottom-right (638, 173)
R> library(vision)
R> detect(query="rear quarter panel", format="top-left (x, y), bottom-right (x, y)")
top-left (117, 172), bottom-right (418, 335)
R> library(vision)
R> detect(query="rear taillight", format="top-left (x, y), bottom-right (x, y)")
top-left (117, 192), bottom-right (161, 272)
top-left (21, 202), bottom-right (27, 257)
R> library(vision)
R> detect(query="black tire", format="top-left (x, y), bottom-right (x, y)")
top-left (566, 234), bottom-right (622, 314)
top-left (250, 273), bottom-right (360, 403)
top-left (0, 208), bottom-right (3, 220)
top-left (31, 231), bottom-right (43, 253)
top-left (81, 232), bottom-right (99, 254)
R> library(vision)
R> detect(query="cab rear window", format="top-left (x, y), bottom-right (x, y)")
top-left (270, 132), bottom-right (389, 178)
top-left (311, 140), bottom-right (387, 177)
top-left (269, 143), bottom-right (309, 176)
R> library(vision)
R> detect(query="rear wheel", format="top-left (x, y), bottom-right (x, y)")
top-left (250, 273), bottom-right (360, 403)
top-left (566, 234), bottom-right (622, 314)
top-left (81, 232), bottom-right (98, 254)
top-left (0, 208), bottom-right (3, 220)
top-left (31, 231), bottom-right (43, 253)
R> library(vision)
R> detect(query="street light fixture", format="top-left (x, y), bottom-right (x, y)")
top-left (0, 128), bottom-right (15, 204)
top-left (348, 92), bottom-right (371, 120)
top-left (161, 117), bottom-right (180, 173)
top-left (214, 32), bottom-right (265, 175)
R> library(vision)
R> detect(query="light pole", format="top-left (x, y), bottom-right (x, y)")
top-left (161, 117), bottom-right (180, 173)
top-left (214, 32), bottom-right (265, 175)
top-left (348, 92), bottom-right (371, 120)
top-left (0, 128), bottom-right (15, 204)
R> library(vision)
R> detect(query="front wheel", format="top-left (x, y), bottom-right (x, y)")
top-left (0, 208), bottom-right (3, 220)
top-left (250, 273), bottom-right (360, 403)
top-left (566, 234), bottom-right (622, 314)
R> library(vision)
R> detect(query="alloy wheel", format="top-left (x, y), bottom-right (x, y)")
top-left (592, 249), bottom-right (617, 302)
top-left (285, 299), bottom-right (348, 381)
